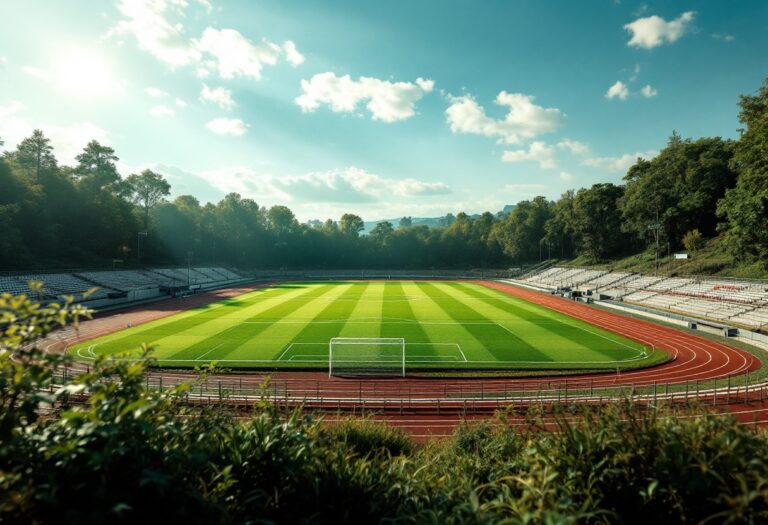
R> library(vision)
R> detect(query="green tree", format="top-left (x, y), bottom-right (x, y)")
top-left (573, 183), bottom-right (625, 262)
top-left (491, 196), bottom-right (553, 262)
top-left (369, 221), bottom-right (394, 246)
top-left (125, 169), bottom-right (171, 229)
top-left (683, 229), bottom-right (704, 254)
top-left (398, 216), bottom-right (412, 229)
top-left (545, 190), bottom-right (578, 259)
top-left (74, 140), bottom-right (120, 188)
top-left (14, 129), bottom-right (56, 182)
top-left (717, 77), bottom-right (768, 260)
top-left (267, 205), bottom-right (299, 238)
top-left (619, 133), bottom-right (736, 250)
top-left (339, 213), bottom-right (364, 238)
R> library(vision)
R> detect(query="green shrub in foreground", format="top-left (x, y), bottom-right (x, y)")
top-left (2, 292), bottom-right (768, 524)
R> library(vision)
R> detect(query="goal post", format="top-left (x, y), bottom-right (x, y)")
top-left (328, 337), bottom-right (405, 377)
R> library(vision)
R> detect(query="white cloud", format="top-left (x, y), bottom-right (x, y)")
top-left (145, 87), bottom-right (167, 97)
top-left (270, 167), bottom-right (451, 203)
top-left (712, 33), bottom-right (735, 42)
top-left (183, 165), bottom-right (450, 206)
top-left (629, 63), bottom-right (641, 81)
top-left (110, 0), bottom-right (201, 67)
top-left (200, 84), bottom-right (235, 110)
top-left (624, 11), bottom-right (695, 49)
top-left (282, 40), bottom-right (305, 66)
top-left (22, 65), bottom-right (49, 79)
top-left (196, 28), bottom-right (281, 80)
top-left (296, 72), bottom-right (435, 122)
top-left (415, 78), bottom-right (435, 92)
top-left (143, 163), bottom-right (492, 221)
top-left (582, 150), bottom-right (658, 172)
top-left (0, 101), bottom-right (109, 164)
top-left (205, 117), bottom-right (248, 136)
top-left (557, 138), bottom-right (589, 155)
top-left (0, 56), bottom-right (7, 68)
top-left (641, 84), bottom-right (658, 98)
top-left (559, 171), bottom-right (574, 181)
top-left (446, 91), bottom-right (563, 145)
top-left (606, 80), bottom-right (629, 100)
top-left (149, 105), bottom-right (175, 118)
top-left (502, 141), bottom-right (557, 169)
top-left (110, 1), bottom-right (303, 80)
top-left (195, 0), bottom-right (213, 12)
top-left (175, 97), bottom-right (188, 108)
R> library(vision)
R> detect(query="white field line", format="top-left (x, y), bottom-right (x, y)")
top-left (289, 354), bottom-right (461, 362)
top-left (493, 319), bottom-right (648, 362)
top-left (195, 342), bottom-right (225, 361)
top-left (117, 356), bottom-right (653, 364)
top-left (474, 286), bottom-right (650, 355)
top-left (275, 342), bottom-right (299, 361)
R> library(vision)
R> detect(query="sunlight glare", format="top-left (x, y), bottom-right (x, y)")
top-left (53, 48), bottom-right (122, 97)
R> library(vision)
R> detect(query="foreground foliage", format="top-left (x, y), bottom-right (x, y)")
top-left (2, 294), bottom-right (768, 523)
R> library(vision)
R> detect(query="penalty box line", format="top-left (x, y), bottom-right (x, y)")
top-left (277, 341), bottom-right (467, 362)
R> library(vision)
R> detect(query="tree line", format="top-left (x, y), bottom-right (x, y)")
top-left (1, 77), bottom-right (766, 270)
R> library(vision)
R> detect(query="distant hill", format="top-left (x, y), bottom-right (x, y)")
top-left (362, 216), bottom-right (447, 233)
top-left (360, 205), bottom-right (516, 233)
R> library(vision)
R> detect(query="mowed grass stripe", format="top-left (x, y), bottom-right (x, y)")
top-left (206, 283), bottom-right (358, 361)
top-left (380, 281), bottom-right (437, 361)
top-left (164, 283), bottom-right (340, 361)
top-left (402, 281), bottom-right (494, 362)
top-left (454, 282), bottom-right (646, 359)
top-left (442, 282), bottom-right (628, 362)
top-left (461, 281), bottom-right (597, 324)
top-left (416, 281), bottom-right (552, 362)
top-left (88, 283), bottom-right (318, 358)
top-left (337, 282), bottom-right (383, 338)
top-left (271, 282), bottom-right (372, 362)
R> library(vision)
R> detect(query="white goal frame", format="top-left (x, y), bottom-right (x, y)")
top-left (328, 337), bottom-right (405, 377)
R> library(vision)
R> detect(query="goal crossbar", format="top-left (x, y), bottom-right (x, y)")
top-left (329, 337), bottom-right (405, 377)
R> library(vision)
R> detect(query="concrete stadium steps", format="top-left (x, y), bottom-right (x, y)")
top-left (80, 270), bottom-right (158, 290)
top-left (520, 266), bottom-right (768, 332)
top-left (578, 271), bottom-right (635, 290)
top-left (733, 308), bottom-right (768, 329)
top-left (1, 266), bottom-right (249, 302)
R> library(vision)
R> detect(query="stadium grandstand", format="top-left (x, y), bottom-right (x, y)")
top-left (511, 266), bottom-right (768, 332)
top-left (0, 267), bottom-right (249, 309)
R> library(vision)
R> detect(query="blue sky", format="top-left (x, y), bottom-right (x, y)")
top-left (1, 0), bottom-right (766, 221)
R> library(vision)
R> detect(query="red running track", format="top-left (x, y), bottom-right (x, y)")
top-left (50, 280), bottom-right (767, 437)
top-left (163, 279), bottom-right (761, 396)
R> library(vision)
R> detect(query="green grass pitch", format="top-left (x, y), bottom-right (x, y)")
top-left (69, 281), bottom-right (668, 371)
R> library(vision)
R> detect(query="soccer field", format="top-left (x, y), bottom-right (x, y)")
top-left (69, 281), bottom-right (667, 371)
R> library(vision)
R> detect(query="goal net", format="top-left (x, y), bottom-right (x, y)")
top-left (328, 337), bottom-right (406, 377)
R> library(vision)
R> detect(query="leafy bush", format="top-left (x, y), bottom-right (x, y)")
top-left (321, 417), bottom-right (414, 457)
top-left (3, 292), bottom-right (768, 523)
